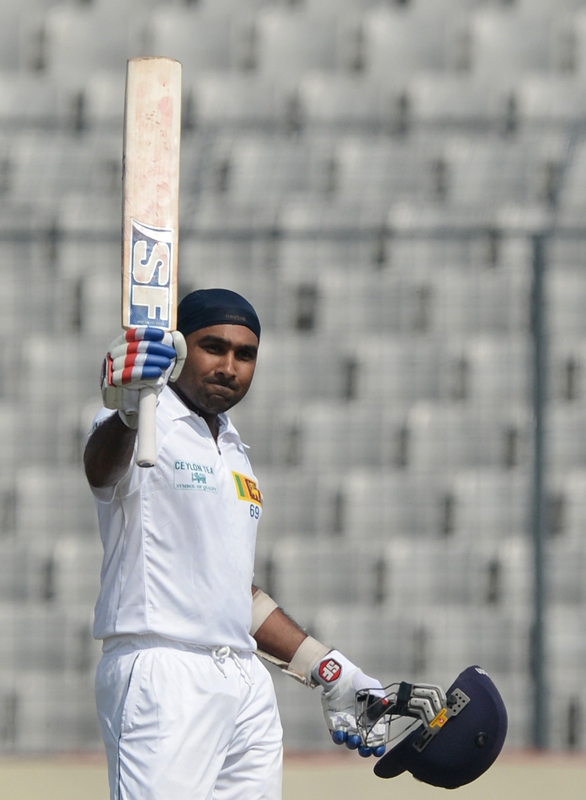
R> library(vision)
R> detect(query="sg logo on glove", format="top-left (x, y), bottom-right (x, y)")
top-left (319, 658), bottom-right (343, 683)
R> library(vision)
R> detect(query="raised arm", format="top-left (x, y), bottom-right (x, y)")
top-left (84, 412), bottom-right (137, 489)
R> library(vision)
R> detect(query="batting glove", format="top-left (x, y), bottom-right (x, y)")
top-left (312, 650), bottom-right (387, 758)
top-left (101, 327), bottom-right (187, 428)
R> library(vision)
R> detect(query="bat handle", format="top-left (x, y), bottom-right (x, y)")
top-left (136, 386), bottom-right (158, 467)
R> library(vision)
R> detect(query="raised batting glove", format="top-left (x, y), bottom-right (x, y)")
top-left (312, 650), bottom-right (387, 758)
top-left (101, 327), bottom-right (186, 428)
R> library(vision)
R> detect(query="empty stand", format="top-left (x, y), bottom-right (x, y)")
top-left (361, 7), bottom-right (465, 78)
top-left (275, 268), bottom-right (409, 336)
top-left (344, 335), bottom-right (458, 406)
top-left (556, 139), bottom-right (586, 210)
top-left (80, 70), bottom-right (126, 133)
top-left (316, 468), bottom-right (450, 541)
top-left (201, 134), bottom-right (335, 202)
top-left (266, 536), bottom-right (383, 622)
top-left (439, 134), bottom-right (567, 208)
top-left (253, 7), bottom-right (355, 78)
top-left (276, 198), bottom-right (386, 276)
top-left (549, 266), bottom-right (586, 338)
top-left (516, 0), bottom-right (586, 12)
top-left (445, 468), bottom-right (531, 540)
top-left (312, 604), bottom-right (435, 681)
top-left (549, 540), bottom-right (586, 606)
top-left (458, 335), bottom-right (531, 406)
top-left (49, 536), bottom-right (103, 607)
top-left (382, 537), bottom-right (532, 612)
top-left (382, 263), bottom-right (531, 338)
top-left (15, 466), bottom-right (98, 542)
top-left (269, 400), bottom-right (385, 471)
top-left (393, 401), bottom-right (531, 472)
top-left (0, 0), bottom-right (582, 757)
top-left (19, 336), bottom-right (104, 464)
top-left (0, 73), bottom-right (72, 130)
top-left (245, 333), bottom-right (349, 408)
top-left (5, 669), bottom-right (101, 752)
top-left (566, 9), bottom-right (586, 74)
top-left (467, 8), bottom-right (564, 76)
top-left (42, 4), bottom-right (141, 88)
top-left (0, 541), bottom-right (31, 603)
top-left (188, 72), bottom-right (290, 131)
top-left (0, 404), bottom-right (24, 473)
top-left (295, 72), bottom-right (392, 132)
top-left (403, 72), bottom-right (509, 132)
top-left (512, 75), bottom-right (586, 130)
top-left (0, 10), bottom-right (42, 71)
top-left (251, 466), bottom-right (319, 551)
top-left (146, 6), bottom-right (250, 72)
top-left (386, 201), bottom-right (502, 271)
top-left (549, 403), bottom-right (586, 473)
top-left (332, 136), bottom-right (443, 205)
top-left (549, 337), bottom-right (586, 403)
top-left (0, 604), bottom-right (95, 674)
top-left (9, 132), bottom-right (122, 201)
top-left (553, 470), bottom-right (586, 540)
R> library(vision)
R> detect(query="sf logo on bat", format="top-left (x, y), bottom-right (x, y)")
top-left (128, 219), bottom-right (174, 327)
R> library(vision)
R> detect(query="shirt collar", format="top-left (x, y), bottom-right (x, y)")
top-left (162, 386), bottom-right (243, 444)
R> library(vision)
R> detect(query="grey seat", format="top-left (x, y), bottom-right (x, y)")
top-left (467, 7), bottom-right (564, 77)
top-left (361, 7), bottom-right (464, 79)
top-left (394, 401), bottom-right (531, 473)
top-left (42, 4), bottom-right (140, 89)
top-left (253, 7), bottom-right (355, 80)
top-left (145, 6), bottom-right (247, 71)
top-left (266, 536), bottom-right (383, 622)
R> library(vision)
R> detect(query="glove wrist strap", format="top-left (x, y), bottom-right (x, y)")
top-left (288, 636), bottom-right (330, 687)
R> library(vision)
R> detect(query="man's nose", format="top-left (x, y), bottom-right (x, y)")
top-left (216, 351), bottom-right (236, 376)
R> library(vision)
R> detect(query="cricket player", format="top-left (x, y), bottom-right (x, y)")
top-left (84, 288), bottom-right (386, 800)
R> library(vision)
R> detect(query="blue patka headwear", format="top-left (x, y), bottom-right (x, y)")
top-left (177, 288), bottom-right (261, 340)
top-left (374, 666), bottom-right (508, 789)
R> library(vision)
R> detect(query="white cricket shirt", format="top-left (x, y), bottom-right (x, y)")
top-left (90, 387), bottom-right (262, 651)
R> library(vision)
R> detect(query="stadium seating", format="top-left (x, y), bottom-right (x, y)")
top-left (187, 72), bottom-right (290, 132)
top-left (444, 468), bottom-right (531, 540)
top-left (361, 6), bottom-right (465, 78)
top-left (512, 75), bottom-right (586, 130)
top-left (332, 136), bottom-right (444, 205)
top-left (0, 0), bottom-right (585, 755)
top-left (396, 401), bottom-right (531, 472)
top-left (403, 72), bottom-right (510, 132)
top-left (252, 7), bottom-right (356, 78)
top-left (42, 4), bottom-right (141, 88)
top-left (146, 6), bottom-right (251, 72)
top-left (266, 536), bottom-right (384, 622)
top-left (295, 72), bottom-right (393, 132)
top-left (0, 73), bottom-right (72, 130)
top-left (467, 7), bottom-right (565, 77)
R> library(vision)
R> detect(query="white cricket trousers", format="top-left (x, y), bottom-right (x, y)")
top-left (95, 634), bottom-right (284, 800)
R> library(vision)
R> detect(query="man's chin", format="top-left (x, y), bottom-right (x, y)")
top-left (201, 394), bottom-right (240, 415)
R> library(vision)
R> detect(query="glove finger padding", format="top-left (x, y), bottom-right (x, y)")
top-left (312, 650), bottom-right (386, 756)
top-left (101, 327), bottom-right (186, 425)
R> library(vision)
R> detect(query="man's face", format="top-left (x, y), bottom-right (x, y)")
top-left (173, 324), bottom-right (259, 415)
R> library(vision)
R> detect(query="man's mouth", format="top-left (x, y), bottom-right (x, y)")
top-left (206, 382), bottom-right (236, 398)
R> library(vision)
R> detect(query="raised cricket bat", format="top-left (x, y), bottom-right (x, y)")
top-left (122, 57), bottom-right (182, 467)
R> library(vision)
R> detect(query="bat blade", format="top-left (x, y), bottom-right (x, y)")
top-left (122, 56), bottom-right (181, 468)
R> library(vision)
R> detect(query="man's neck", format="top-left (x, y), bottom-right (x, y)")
top-left (169, 384), bottom-right (220, 441)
